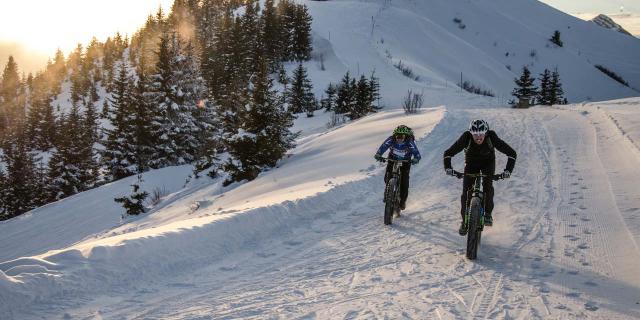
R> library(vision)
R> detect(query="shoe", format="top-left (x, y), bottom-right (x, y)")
top-left (484, 214), bottom-right (493, 226)
top-left (400, 202), bottom-right (406, 210)
top-left (458, 221), bottom-right (468, 235)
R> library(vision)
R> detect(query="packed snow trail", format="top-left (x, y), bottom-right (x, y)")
top-left (45, 106), bottom-right (640, 320)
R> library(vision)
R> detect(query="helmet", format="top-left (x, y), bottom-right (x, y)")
top-left (469, 119), bottom-right (489, 135)
top-left (393, 125), bottom-right (412, 136)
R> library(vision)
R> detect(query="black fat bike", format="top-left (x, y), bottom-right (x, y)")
top-left (452, 171), bottom-right (503, 260)
top-left (381, 158), bottom-right (410, 225)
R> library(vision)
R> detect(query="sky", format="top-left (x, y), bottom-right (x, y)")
top-left (0, 0), bottom-right (174, 74)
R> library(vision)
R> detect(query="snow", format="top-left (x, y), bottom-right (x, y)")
top-left (1, 0), bottom-right (640, 318)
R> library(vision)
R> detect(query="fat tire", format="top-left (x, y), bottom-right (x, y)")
top-left (466, 197), bottom-right (483, 260)
top-left (384, 178), bottom-right (397, 225)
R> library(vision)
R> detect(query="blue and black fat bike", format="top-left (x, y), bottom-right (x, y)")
top-left (452, 171), bottom-right (504, 260)
top-left (381, 158), bottom-right (411, 225)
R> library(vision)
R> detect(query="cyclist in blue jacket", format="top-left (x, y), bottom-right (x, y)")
top-left (374, 125), bottom-right (421, 210)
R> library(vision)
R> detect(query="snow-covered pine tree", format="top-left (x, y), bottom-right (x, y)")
top-left (101, 62), bottom-right (137, 180)
top-left (550, 30), bottom-right (563, 47)
top-left (26, 74), bottom-right (56, 151)
top-left (240, 0), bottom-right (262, 77)
top-left (549, 68), bottom-right (565, 105)
top-left (292, 3), bottom-right (312, 61)
top-left (335, 72), bottom-right (356, 115)
top-left (224, 60), bottom-right (297, 185)
top-left (536, 69), bottom-right (551, 105)
top-left (350, 74), bottom-right (372, 120)
top-left (287, 63), bottom-right (315, 115)
top-left (262, 0), bottom-right (283, 72)
top-left (511, 66), bottom-right (537, 106)
top-left (114, 175), bottom-right (149, 216)
top-left (1, 132), bottom-right (42, 219)
top-left (368, 71), bottom-right (381, 111)
top-left (48, 104), bottom-right (87, 200)
top-left (1, 56), bottom-right (23, 141)
top-left (322, 83), bottom-right (337, 112)
top-left (278, 0), bottom-right (297, 61)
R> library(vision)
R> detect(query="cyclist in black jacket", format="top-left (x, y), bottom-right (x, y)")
top-left (443, 119), bottom-right (517, 235)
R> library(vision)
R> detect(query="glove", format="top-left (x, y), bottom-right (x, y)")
top-left (501, 170), bottom-right (511, 179)
top-left (445, 168), bottom-right (455, 176)
top-left (411, 158), bottom-right (420, 165)
top-left (374, 153), bottom-right (384, 162)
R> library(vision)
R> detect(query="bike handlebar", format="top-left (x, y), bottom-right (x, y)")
top-left (379, 157), bottom-right (411, 163)
top-left (451, 170), bottom-right (504, 181)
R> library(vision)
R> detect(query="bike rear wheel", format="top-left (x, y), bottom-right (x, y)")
top-left (466, 197), bottom-right (483, 260)
top-left (384, 178), bottom-right (397, 225)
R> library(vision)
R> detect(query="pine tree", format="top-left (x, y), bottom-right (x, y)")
top-left (549, 68), bottom-right (565, 105)
top-left (536, 69), bottom-right (551, 105)
top-left (351, 74), bottom-right (372, 120)
top-left (335, 72), bottom-right (356, 115)
top-left (26, 74), bottom-right (56, 150)
top-left (550, 30), bottom-right (563, 47)
top-left (102, 63), bottom-right (137, 180)
top-left (292, 4), bottom-right (313, 61)
top-left (48, 105), bottom-right (85, 200)
top-left (262, 0), bottom-right (282, 72)
top-left (114, 175), bottom-right (149, 216)
top-left (511, 66), bottom-right (537, 105)
top-left (224, 60), bottom-right (297, 185)
top-left (1, 132), bottom-right (41, 219)
top-left (287, 63), bottom-right (315, 115)
top-left (1, 56), bottom-right (23, 140)
top-left (322, 83), bottom-right (337, 112)
top-left (368, 71), bottom-right (381, 111)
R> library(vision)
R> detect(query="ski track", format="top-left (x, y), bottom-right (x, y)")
top-left (15, 107), bottom-right (640, 319)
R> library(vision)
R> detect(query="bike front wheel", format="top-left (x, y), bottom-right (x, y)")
top-left (466, 197), bottom-right (483, 260)
top-left (384, 178), bottom-right (398, 225)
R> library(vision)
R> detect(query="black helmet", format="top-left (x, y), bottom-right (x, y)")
top-left (469, 119), bottom-right (489, 135)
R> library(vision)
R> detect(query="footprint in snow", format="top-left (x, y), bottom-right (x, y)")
top-left (220, 266), bottom-right (237, 271)
top-left (256, 252), bottom-right (276, 258)
top-left (584, 280), bottom-right (598, 287)
top-left (578, 244), bottom-right (589, 249)
top-left (580, 217), bottom-right (590, 222)
top-left (584, 302), bottom-right (599, 311)
top-left (284, 240), bottom-right (303, 246)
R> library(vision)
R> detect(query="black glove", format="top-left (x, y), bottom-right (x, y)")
top-left (501, 170), bottom-right (511, 179)
top-left (445, 168), bottom-right (454, 176)
top-left (374, 153), bottom-right (384, 162)
top-left (411, 158), bottom-right (420, 165)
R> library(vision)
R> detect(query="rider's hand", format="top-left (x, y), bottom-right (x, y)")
top-left (374, 153), bottom-right (383, 162)
top-left (445, 168), bottom-right (455, 176)
top-left (411, 158), bottom-right (419, 165)
top-left (501, 170), bottom-right (511, 179)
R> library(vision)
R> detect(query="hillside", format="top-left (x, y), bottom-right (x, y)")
top-left (1, 0), bottom-right (640, 318)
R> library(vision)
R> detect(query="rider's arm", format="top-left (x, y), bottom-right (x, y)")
top-left (376, 136), bottom-right (394, 156)
top-left (409, 140), bottom-right (421, 160)
top-left (490, 131), bottom-right (517, 172)
top-left (443, 132), bottom-right (469, 169)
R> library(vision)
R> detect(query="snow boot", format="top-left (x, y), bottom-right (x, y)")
top-left (458, 221), bottom-right (468, 236)
top-left (484, 214), bottom-right (493, 226)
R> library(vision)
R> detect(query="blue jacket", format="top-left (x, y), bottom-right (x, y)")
top-left (376, 136), bottom-right (421, 161)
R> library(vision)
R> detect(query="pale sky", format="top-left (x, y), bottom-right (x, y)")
top-left (540, 0), bottom-right (640, 14)
top-left (0, 0), bottom-right (173, 74)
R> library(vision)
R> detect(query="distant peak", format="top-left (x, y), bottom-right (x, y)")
top-left (591, 14), bottom-right (633, 36)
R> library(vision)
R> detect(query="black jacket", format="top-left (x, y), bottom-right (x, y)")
top-left (443, 130), bottom-right (516, 172)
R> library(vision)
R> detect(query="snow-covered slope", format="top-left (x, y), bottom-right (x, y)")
top-left (2, 0), bottom-right (640, 318)
top-left (305, 0), bottom-right (640, 104)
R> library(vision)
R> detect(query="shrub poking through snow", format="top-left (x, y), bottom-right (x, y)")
top-left (114, 175), bottom-right (149, 216)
